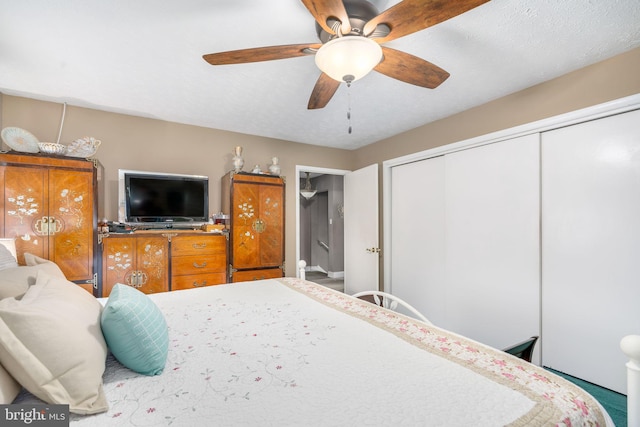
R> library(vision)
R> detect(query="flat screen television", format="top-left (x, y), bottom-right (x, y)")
top-left (118, 169), bottom-right (209, 227)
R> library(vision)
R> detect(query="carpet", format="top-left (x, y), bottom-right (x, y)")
top-left (304, 271), bottom-right (344, 292)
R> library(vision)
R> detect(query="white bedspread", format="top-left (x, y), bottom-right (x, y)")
top-left (15, 278), bottom-right (610, 426)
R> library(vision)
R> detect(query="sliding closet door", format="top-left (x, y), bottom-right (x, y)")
top-left (389, 156), bottom-right (446, 324)
top-left (541, 109), bottom-right (640, 394)
top-left (444, 134), bottom-right (540, 350)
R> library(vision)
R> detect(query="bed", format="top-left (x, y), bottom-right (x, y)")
top-left (0, 260), bottom-right (613, 426)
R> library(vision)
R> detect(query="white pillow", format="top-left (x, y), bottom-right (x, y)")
top-left (0, 239), bottom-right (17, 259)
top-left (0, 271), bottom-right (108, 414)
top-left (0, 245), bottom-right (18, 271)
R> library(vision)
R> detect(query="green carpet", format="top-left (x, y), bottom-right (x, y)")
top-left (545, 368), bottom-right (627, 426)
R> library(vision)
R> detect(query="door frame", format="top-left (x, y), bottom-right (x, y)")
top-left (295, 165), bottom-right (350, 278)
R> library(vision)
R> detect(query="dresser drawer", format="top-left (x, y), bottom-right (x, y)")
top-left (171, 234), bottom-right (226, 256)
top-left (172, 254), bottom-right (225, 275)
top-left (231, 268), bottom-right (283, 282)
top-left (172, 273), bottom-right (227, 290)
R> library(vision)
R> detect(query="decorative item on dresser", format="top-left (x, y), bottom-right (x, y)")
top-left (0, 152), bottom-right (99, 293)
top-left (100, 230), bottom-right (228, 297)
top-left (268, 157), bottom-right (280, 176)
top-left (221, 171), bottom-right (285, 282)
top-left (231, 146), bottom-right (244, 173)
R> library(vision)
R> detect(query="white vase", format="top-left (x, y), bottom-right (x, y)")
top-left (268, 157), bottom-right (280, 176)
top-left (232, 146), bottom-right (244, 172)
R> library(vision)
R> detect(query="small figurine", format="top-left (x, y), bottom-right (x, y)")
top-left (268, 157), bottom-right (281, 176)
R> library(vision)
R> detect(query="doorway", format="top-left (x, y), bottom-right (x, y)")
top-left (296, 166), bottom-right (348, 292)
top-left (296, 164), bottom-right (380, 295)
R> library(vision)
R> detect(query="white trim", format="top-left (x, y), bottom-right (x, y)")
top-left (382, 93), bottom-right (640, 289)
top-left (328, 271), bottom-right (344, 279)
top-left (295, 165), bottom-right (350, 279)
top-left (383, 94), bottom-right (640, 168)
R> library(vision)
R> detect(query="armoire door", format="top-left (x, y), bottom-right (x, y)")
top-left (257, 183), bottom-right (284, 267)
top-left (48, 168), bottom-right (94, 282)
top-left (224, 172), bottom-right (285, 281)
top-left (541, 108), bottom-right (640, 394)
top-left (231, 179), bottom-right (284, 270)
top-left (102, 234), bottom-right (169, 296)
top-left (232, 181), bottom-right (260, 269)
top-left (1, 160), bottom-right (94, 283)
top-left (1, 165), bottom-right (46, 264)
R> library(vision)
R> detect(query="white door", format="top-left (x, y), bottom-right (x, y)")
top-left (444, 134), bottom-right (540, 350)
top-left (389, 156), bottom-right (447, 324)
top-left (387, 135), bottom-right (540, 353)
top-left (344, 164), bottom-right (379, 295)
top-left (541, 108), bottom-right (640, 394)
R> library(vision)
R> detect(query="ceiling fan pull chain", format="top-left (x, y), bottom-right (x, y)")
top-left (347, 82), bottom-right (352, 134)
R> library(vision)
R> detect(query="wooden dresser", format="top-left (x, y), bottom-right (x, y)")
top-left (100, 230), bottom-right (227, 297)
top-left (221, 172), bottom-right (285, 281)
top-left (0, 152), bottom-right (99, 293)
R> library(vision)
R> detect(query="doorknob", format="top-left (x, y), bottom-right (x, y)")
top-left (366, 247), bottom-right (380, 254)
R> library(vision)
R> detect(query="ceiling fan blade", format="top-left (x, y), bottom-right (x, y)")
top-left (364, 0), bottom-right (489, 43)
top-left (300, 0), bottom-right (351, 35)
top-left (203, 43), bottom-right (321, 65)
top-left (307, 73), bottom-right (341, 109)
top-left (375, 47), bottom-right (450, 89)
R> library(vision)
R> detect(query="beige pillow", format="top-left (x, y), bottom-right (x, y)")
top-left (0, 245), bottom-right (18, 271)
top-left (0, 362), bottom-right (20, 404)
top-left (24, 253), bottom-right (58, 267)
top-left (0, 271), bottom-right (108, 414)
top-left (0, 256), bottom-right (66, 300)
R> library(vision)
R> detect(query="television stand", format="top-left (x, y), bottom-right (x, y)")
top-left (100, 230), bottom-right (228, 297)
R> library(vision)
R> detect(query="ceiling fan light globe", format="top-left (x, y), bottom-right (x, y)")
top-left (315, 36), bottom-right (382, 83)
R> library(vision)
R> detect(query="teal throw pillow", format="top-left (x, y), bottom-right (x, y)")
top-left (101, 284), bottom-right (168, 375)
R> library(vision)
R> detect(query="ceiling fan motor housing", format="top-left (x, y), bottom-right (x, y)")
top-left (316, 0), bottom-right (383, 42)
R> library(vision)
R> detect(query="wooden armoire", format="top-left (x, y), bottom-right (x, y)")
top-left (0, 153), bottom-right (99, 293)
top-left (221, 172), bottom-right (285, 282)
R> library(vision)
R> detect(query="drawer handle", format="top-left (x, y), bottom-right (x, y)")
top-left (192, 243), bottom-right (207, 249)
top-left (192, 280), bottom-right (208, 287)
top-left (193, 261), bottom-right (208, 268)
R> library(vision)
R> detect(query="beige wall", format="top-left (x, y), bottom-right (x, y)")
top-left (1, 95), bottom-right (355, 276)
top-left (354, 47), bottom-right (640, 168)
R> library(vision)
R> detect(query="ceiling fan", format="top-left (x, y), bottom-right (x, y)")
top-left (203, 0), bottom-right (489, 110)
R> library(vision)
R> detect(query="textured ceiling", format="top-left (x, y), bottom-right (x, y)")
top-left (1, 0), bottom-right (639, 150)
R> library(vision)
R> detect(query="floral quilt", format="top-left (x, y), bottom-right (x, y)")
top-left (15, 278), bottom-right (610, 426)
